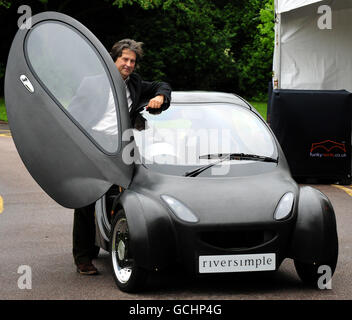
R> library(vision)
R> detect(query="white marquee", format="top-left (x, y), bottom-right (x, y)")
top-left (273, 0), bottom-right (352, 91)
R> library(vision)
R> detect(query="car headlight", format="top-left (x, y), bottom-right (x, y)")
top-left (274, 192), bottom-right (294, 220)
top-left (161, 195), bottom-right (199, 223)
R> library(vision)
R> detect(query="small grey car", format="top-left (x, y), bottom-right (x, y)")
top-left (5, 12), bottom-right (338, 292)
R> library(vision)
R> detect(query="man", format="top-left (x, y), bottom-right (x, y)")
top-left (73, 39), bottom-right (172, 275)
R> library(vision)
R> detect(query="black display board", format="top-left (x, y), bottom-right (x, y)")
top-left (269, 89), bottom-right (352, 185)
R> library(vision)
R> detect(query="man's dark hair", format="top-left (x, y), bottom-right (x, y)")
top-left (110, 39), bottom-right (144, 63)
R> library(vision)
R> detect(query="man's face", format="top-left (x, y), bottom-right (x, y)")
top-left (115, 49), bottom-right (136, 80)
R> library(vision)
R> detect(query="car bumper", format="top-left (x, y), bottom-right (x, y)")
top-left (171, 219), bottom-right (295, 275)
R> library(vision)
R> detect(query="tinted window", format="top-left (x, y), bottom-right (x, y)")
top-left (25, 21), bottom-right (118, 153)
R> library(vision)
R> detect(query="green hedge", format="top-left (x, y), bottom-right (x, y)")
top-left (0, 97), bottom-right (7, 122)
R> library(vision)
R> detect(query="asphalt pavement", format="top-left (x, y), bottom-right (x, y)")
top-left (0, 123), bottom-right (352, 301)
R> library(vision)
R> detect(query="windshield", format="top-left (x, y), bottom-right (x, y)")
top-left (132, 103), bottom-right (277, 174)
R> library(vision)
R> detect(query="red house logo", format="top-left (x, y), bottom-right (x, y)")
top-left (310, 140), bottom-right (346, 153)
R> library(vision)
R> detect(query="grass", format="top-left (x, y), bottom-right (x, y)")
top-left (249, 101), bottom-right (268, 121)
top-left (0, 96), bottom-right (268, 123)
top-left (0, 97), bottom-right (7, 122)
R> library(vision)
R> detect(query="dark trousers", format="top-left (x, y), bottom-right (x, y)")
top-left (72, 203), bottom-right (99, 265)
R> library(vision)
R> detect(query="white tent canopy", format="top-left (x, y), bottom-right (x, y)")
top-left (273, 0), bottom-right (352, 91)
top-left (277, 0), bottom-right (325, 13)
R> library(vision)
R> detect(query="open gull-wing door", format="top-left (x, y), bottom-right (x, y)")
top-left (5, 12), bottom-right (133, 208)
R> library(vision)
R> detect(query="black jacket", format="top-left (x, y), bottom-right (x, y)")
top-left (127, 73), bottom-right (172, 116)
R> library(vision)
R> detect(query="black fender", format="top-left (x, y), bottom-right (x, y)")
top-left (290, 186), bottom-right (338, 264)
top-left (114, 190), bottom-right (177, 271)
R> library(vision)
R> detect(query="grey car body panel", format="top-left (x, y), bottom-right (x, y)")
top-left (5, 12), bottom-right (133, 208)
top-left (114, 163), bottom-right (299, 271)
top-left (131, 164), bottom-right (297, 225)
top-left (290, 186), bottom-right (338, 264)
top-left (116, 189), bottom-right (178, 270)
top-left (103, 94), bottom-right (337, 273)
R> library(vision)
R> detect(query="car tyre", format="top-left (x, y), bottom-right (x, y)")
top-left (109, 209), bottom-right (148, 292)
top-left (294, 252), bottom-right (338, 288)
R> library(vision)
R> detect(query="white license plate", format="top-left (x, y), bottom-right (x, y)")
top-left (199, 253), bottom-right (276, 273)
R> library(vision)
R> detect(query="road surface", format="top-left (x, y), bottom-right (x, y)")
top-left (0, 123), bottom-right (351, 300)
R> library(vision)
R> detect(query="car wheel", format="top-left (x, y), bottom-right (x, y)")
top-left (294, 253), bottom-right (338, 288)
top-left (110, 209), bottom-right (148, 292)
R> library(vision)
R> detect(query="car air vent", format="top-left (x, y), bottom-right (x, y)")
top-left (199, 230), bottom-right (276, 250)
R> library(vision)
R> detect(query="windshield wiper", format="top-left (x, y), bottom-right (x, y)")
top-left (184, 153), bottom-right (278, 177)
top-left (200, 153), bottom-right (278, 163)
top-left (184, 154), bottom-right (231, 177)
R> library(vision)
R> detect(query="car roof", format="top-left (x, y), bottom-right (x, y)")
top-left (170, 91), bottom-right (251, 109)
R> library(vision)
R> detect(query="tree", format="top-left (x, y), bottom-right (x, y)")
top-left (233, 0), bottom-right (274, 100)
top-left (114, 0), bottom-right (274, 98)
top-left (0, 0), bottom-right (275, 99)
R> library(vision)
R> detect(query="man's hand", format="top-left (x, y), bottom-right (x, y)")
top-left (146, 95), bottom-right (164, 109)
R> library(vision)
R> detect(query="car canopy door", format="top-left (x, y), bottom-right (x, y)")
top-left (5, 12), bottom-right (134, 208)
